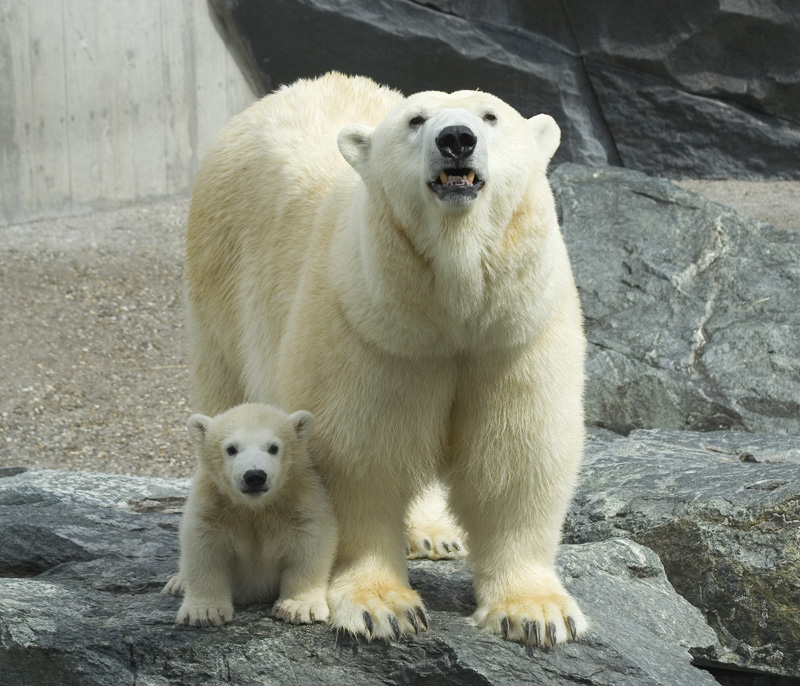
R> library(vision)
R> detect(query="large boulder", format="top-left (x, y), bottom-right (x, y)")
top-left (0, 467), bottom-right (720, 686)
top-left (567, 429), bottom-right (800, 680)
top-left (551, 163), bottom-right (800, 435)
top-left (209, 0), bottom-right (800, 178)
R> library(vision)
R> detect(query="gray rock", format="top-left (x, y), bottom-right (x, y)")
top-left (208, 0), bottom-right (617, 169)
top-left (210, 0), bottom-right (800, 178)
top-left (0, 468), bottom-right (719, 685)
top-left (584, 61), bottom-right (800, 179)
top-left (551, 163), bottom-right (800, 435)
top-left (567, 428), bottom-right (800, 679)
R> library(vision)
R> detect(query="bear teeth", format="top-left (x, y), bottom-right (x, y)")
top-left (439, 170), bottom-right (477, 187)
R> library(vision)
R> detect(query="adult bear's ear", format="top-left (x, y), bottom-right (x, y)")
top-left (338, 124), bottom-right (373, 175)
top-left (289, 410), bottom-right (315, 440)
top-left (187, 414), bottom-right (211, 446)
top-left (528, 114), bottom-right (561, 167)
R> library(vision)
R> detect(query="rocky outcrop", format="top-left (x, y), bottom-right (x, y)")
top-left (567, 429), bottom-right (800, 680)
top-left (0, 467), bottom-right (721, 686)
top-left (551, 163), bottom-right (800, 436)
top-left (209, 0), bottom-right (800, 178)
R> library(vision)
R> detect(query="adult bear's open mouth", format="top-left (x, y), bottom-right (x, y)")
top-left (429, 168), bottom-right (485, 201)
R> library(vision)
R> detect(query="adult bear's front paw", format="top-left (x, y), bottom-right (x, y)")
top-left (328, 573), bottom-right (430, 641)
top-left (473, 588), bottom-right (587, 647)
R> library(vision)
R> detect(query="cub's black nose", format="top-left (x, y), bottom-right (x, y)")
top-left (243, 469), bottom-right (267, 490)
top-left (436, 126), bottom-right (477, 160)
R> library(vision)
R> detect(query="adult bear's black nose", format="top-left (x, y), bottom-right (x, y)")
top-left (436, 126), bottom-right (477, 160)
top-left (243, 469), bottom-right (267, 490)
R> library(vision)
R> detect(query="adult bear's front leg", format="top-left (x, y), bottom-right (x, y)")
top-left (324, 462), bottom-right (430, 640)
top-left (448, 325), bottom-right (588, 647)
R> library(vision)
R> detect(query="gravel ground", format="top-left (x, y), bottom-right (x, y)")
top-left (0, 199), bottom-right (193, 478)
top-left (1, 179), bottom-right (798, 478)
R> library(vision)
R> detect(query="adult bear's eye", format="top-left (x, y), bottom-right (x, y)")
top-left (225, 444), bottom-right (238, 456)
top-left (483, 112), bottom-right (498, 124)
top-left (267, 443), bottom-right (279, 455)
top-left (409, 115), bottom-right (426, 128)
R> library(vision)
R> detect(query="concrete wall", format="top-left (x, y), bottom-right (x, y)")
top-left (0, 0), bottom-right (257, 226)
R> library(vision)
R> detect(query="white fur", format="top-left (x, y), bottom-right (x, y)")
top-left (163, 403), bottom-right (336, 627)
top-left (184, 73), bottom-right (587, 644)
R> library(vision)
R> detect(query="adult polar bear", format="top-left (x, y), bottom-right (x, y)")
top-left (184, 73), bottom-right (587, 645)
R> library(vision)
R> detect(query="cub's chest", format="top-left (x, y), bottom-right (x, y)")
top-left (224, 517), bottom-right (287, 585)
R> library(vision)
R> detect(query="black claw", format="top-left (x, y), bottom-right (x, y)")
top-left (389, 615), bottom-right (402, 641)
top-left (363, 611), bottom-right (374, 636)
top-left (522, 619), bottom-right (532, 644)
top-left (407, 608), bottom-right (420, 634)
top-left (547, 621), bottom-right (557, 647)
top-left (500, 616), bottom-right (510, 639)
top-left (416, 606), bottom-right (430, 630)
top-left (442, 541), bottom-right (451, 553)
top-left (567, 616), bottom-right (577, 640)
top-left (532, 620), bottom-right (542, 647)
top-left (452, 542), bottom-right (462, 551)
top-left (423, 539), bottom-right (433, 551)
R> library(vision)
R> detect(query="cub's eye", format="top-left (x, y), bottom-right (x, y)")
top-left (267, 444), bottom-right (279, 455)
top-left (409, 115), bottom-right (426, 128)
top-left (483, 113), bottom-right (498, 124)
top-left (225, 444), bottom-right (238, 456)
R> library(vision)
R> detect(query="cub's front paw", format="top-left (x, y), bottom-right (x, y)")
top-left (328, 574), bottom-right (429, 641)
top-left (273, 595), bottom-right (330, 624)
top-left (162, 573), bottom-right (185, 596)
top-left (474, 590), bottom-right (587, 647)
top-left (177, 601), bottom-right (234, 627)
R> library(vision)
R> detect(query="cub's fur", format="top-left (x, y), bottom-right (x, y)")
top-left (163, 403), bottom-right (336, 627)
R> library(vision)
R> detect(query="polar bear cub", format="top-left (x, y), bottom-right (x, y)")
top-left (162, 403), bottom-right (336, 627)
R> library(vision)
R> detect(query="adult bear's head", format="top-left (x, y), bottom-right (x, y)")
top-left (337, 89), bottom-right (560, 225)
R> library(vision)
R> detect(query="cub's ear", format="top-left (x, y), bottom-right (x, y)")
top-left (289, 410), bottom-right (315, 440)
top-left (337, 124), bottom-right (373, 174)
top-left (528, 114), bottom-right (561, 167)
top-left (187, 414), bottom-right (211, 446)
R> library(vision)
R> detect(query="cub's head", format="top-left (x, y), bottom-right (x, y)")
top-left (337, 89), bottom-right (560, 220)
top-left (187, 403), bottom-right (314, 506)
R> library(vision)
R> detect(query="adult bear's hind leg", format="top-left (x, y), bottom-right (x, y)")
top-left (405, 481), bottom-right (468, 560)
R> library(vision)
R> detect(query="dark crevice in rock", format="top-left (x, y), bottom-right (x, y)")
top-left (0, 467), bottom-right (28, 478)
top-left (695, 660), bottom-right (800, 686)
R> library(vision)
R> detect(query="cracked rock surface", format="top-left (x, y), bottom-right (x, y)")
top-left (567, 428), bottom-right (800, 679)
top-left (553, 164), bottom-right (800, 435)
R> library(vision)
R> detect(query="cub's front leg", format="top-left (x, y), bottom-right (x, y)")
top-left (173, 523), bottom-right (235, 627)
top-left (272, 510), bottom-right (338, 625)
